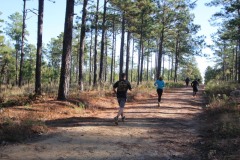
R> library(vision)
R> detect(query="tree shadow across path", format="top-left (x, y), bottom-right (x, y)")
top-left (0, 86), bottom-right (205, 160)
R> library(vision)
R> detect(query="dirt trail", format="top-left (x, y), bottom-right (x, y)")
top-left (0, 86), bottom-right (205, 160)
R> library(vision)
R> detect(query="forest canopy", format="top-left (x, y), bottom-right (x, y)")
top-left (0, 0), bottom-right (204, 98)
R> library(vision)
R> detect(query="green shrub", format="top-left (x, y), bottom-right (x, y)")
top-left (165, 81), bottom-right (185, 88)
top-left (205, 80), bottom-right (238, 98)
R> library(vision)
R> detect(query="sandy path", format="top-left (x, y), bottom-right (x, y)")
top-left (0, 86), bottom-right (205, 160)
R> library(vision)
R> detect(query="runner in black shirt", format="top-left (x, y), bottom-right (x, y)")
top-left (191, 79), bottom-right (199, 97)
top-left (113, 73), bottom-right (132, 125)
top-left (185, 77), bottom-right (190, 87)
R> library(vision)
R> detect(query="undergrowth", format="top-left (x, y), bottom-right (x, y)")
top-left (0, 81), bottom-right (186, 143)
top-left (0, 118), bottom-right (48, 142)
top-left (200, 81), bottom-right (240, 160)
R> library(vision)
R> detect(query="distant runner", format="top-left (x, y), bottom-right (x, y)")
top-left (154, 77), bottom-right (165, 107)
top-left (113, 73), bottom-right (132, 125)
top-left (185, 77), bottom-right (190, 87)
top-left (191, 79), bottom-right (199, 97)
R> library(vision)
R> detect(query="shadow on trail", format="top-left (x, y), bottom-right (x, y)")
top-left (42, 114), bottom-right (203, 160)
top-left (45, 116), bottom-right (196, 128)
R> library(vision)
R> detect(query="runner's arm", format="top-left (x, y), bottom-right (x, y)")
top-left (128, 81), bottom-right (132, 91)
top-left (113, 81), bottom-right (118, 94)
top-left (113, 87), bottom-right (117, 94)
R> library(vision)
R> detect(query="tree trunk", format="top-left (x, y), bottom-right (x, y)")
top-left (99, 0), bottom-right (107, 83)
top-left (57, 0), bottom-right (74, 100)
top-left (104, 34), bottom-right (108, 82)
top-left (222, 44), bottom-right (226, 81)
top-left (155, 48), bottom-right (158, 79)
top-left (137, 45), bottom-right (141, 85)
top-left (19, 0), bottom-right (26, 87)
top-left (174, 34), bottom-right (179, 82)
top-left (93, 0), bottom-right (99, 87)
top-left (78, 0), bottom-right (88, 91)
top-left (110, 17), bottom-right (115, 83)
top-left (35, 0), bottom-right (44, 95)
top-left (157, 28), bottom-right (164, 79)
top-left (147, 41), bottom-right (149, 81)
top-left (119, 12), bottom-right (125, 79)
top-left (168, 54), bottom-right (171, 81)
top-left (171, 52), bottom-right (174, 80)
top-left (140, 45), bottom-right (144, 83)
top-left (235, 43), bottom-right (238, 81)
top-left (237, 0), bottom-right (240, 83)
top-left (125, 31), bottom-right (130, 80)
top-left (89, 27), bottom-right (93, 86)
top-left (113, 31), bottom-right (117, 82)
top-left (15, 49), bottom-right (19, 85)
top-left (162, 54), bottom-right (165, 77)
top-left (131, 38), bottom-right (134, 82)
top-left (138, 12), bottom-right (144, 84)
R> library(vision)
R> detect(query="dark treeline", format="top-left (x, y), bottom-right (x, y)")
top-left (204, 0), bottom-right (240, 84)
top-left (0, 0), bottom-right (204, 100)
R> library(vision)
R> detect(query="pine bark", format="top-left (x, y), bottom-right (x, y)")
top-left (35, 0), bottom-right (44, 95)
top-left (19, 0), bottom-right (26, 87)
top-left (57, 0), bottom-right (74, 100)
top-left (93, 0), bottom-right (99, 87)
top-left (119, 12), bottom-right (125, 79)
top-left (99, 0), bottom-right (107, 83)
top-left (78, 0), bottom-right (88, 91)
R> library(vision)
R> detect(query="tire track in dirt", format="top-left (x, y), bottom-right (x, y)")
top-left (0, 86), bottom-right (205, 160)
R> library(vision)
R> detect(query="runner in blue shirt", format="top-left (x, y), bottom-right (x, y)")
top-left (154, 77), bottom-right (165, 107)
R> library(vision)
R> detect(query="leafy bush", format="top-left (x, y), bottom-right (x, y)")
top-left (165, 81), bottom-right (185, 88)
top-left (205, 80), bottom-right (239, 98)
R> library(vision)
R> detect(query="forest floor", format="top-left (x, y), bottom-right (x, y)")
top-left (0, 86), bottom-right (238, 160)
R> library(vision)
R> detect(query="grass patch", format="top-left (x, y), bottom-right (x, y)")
top-left (200, 105), bottom-right (240, 160)
top-left (200, 81), bottom-right (240, 159)
top-left (205, 80), bottom-right (239, 98)
top-left (0, 118), bottom-right (48, 142)
top-left (165, 81), bottom-right (185, 88)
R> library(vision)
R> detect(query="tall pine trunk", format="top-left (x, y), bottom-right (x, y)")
top-left (146, 41), bottom-right (150, 81)
top-left (19, 0), bottom-right (26, 87)
top-left (99, 0), bottom-right (107, 83)
top-left (171, 52), bottom-right (174, 80)
top-left (89, 28), bottom-right (93, 86)
top-left (237, 0), bottom-right (240, 83)
top-left (137, 45), bottom-right (141, 85)
top-left (126, 31), bottom-right (130, 80)
top-left (131, 38), bottom-right (134, 82)
top-left (15, 49), bottom-right (18, 86)
top-left (104, 34), bottom-right (108, 82)
top-left (113, 30), bottom-right (117, 82)
top-left (235, 43), bottom-right (238, 81)
top-left (35, 0), bottom-right (44, 95)
top-left (140, 45), bottom-right (144, 83)
top-left (93, 0), bottom-right (99, 87)
top-left (174, 33), bottom-right (179, 82)
top-left (162, 54), bottom-right (165, 77)
top-left (57, 0), bottom-right (74, 100)
top-left (119, 12), bottom-right (125, 79)
top-left (168, 54), bottom-right (171, 81)
top-left (78, 0), bottom-right (88, 91)
top-left (110, 17), bottom-right (115, 83)
top-left (157, 28), bottom-right (164, 79)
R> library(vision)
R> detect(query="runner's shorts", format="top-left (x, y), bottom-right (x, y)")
top-left (117, 98), bottom-right (126, 108)
top-left (193, 87), bottom-right (198, 92)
